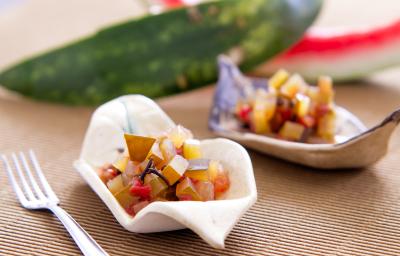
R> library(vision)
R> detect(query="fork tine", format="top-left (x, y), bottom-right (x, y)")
top-left (29, 150), bottom-right (59, 202)
top-left (19, 152), bottom-right (46, 200)
top-left (11, 153), bottom-right (37, 201)
top-left (1, 155), bottom-right (29, 206)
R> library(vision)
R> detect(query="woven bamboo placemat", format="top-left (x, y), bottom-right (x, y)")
top-left (0, 78), bottom-right (400, 255)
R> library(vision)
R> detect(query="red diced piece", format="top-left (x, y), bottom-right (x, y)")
top-left (129, 179), bottom-right (151, 200)
top-left (178, 195), bottom-right (193, 201)
top-left (238, 105), bottom-right (252, 123)
top-left (316, 104), bottom-right (331, 117)
top-left (214, 174), bottom-right (230, 194)
top-left (279, 107), bottom-right (293, 121)
top-left (298, 115), bottom-right (316, 128)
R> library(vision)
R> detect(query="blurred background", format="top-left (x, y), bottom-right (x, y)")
top-left (1, 0), bottom-right (400, 74)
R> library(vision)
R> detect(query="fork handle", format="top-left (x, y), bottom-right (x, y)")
top-left (49, 205), bottom-right (109, 256)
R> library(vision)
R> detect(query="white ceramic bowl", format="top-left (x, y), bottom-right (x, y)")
top-left (74, 95), bottom-right (257, 249)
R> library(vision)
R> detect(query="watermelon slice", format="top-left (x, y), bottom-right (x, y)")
top-left (159, 1), bottom-right (400, 82)
top-left (255, 20), bottom-right (400, 81)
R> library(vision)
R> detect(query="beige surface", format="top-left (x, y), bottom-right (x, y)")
top-left (1, 1), bottom-right (400, 255)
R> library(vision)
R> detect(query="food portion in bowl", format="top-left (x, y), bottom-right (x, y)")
top-left (234, 70), bottom-right (336, 143)
top-left (97, 125), bottom-right (230, 216)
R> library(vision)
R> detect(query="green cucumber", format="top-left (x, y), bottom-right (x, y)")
top-left (0, 0), bottom-right (321, 105)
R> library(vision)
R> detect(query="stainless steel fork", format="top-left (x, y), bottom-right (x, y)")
top-left (2, 150), bottom-right (109, 256)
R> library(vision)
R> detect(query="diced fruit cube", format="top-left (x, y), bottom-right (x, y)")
top-left (315, 104), bottom-right (332, 117)
top-left (129, 179), bottom-right (151, 200)
top-left (121, 160), bottom-right (140, 185)
top-left (185, 159), bottom-right (210, 181)
top-left (113, 155), bottom-right (129, 173)
top-left (298, 115), bottom-right (316, 128)
top-left (250, 90), bottom-right (276, 134)
top-left (194, 181), bottom-right (215, 201)
top-left (185, 170), bottom-right (209, 181)
top-left (176, 177), bottom-right (201, 201)
top-left (161, 155), bottom-right (189, 185)
top-left (107, 175), bottom-right (125, 195)
top-left (280, 74), bottom-right (306, 99)
top-left (208, 160), bottom-right (222, 182)
top-left (317, 111), bottom-right (336, 142)
top-left (133, 200), bottom-right (150, 214)
top-left (294, 94), bottom-right (311, 118)
top-left (146, 142), bottom-right (164, 165)
top-left (279, 121), bottom-right (305, 141)
top-left (124, 134), bottom-right (156, 162)
top-left (144, 173), bottom-right (168, 198)
top-left (115, 185), bottom-right (139, 209)
top-left (97, 164), bottom-right (118, 183)
top-left (167, 125), bottom-right (193, 148)
top-left (160, 138), bottom-right (177, 163)
top-left (317, 76), bottom-right (334, 104)
top-left (213, 169), bottom-right (230, 198)
top-left (269, 69), bottom-right (289, 90)
top-left (183, 139), bottom-right (202, 160)
top-left (236, 103), bottom-right (252, 123)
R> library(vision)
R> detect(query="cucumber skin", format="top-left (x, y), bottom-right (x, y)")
top-left (0, 0), bottom-right (321, 105)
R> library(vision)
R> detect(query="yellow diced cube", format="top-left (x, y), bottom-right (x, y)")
top-left (112, 156), bottom-right (129, 173)
top-left (269, 69), bottom-right (289, 89)
top-left (185, 170), bottom-right (209, 181)
top-left (107, 175), bottom-right (125, 195)
top-left (183, 139), bottom-right (202, 160)
top-left (124, 134), bottom-right (156, 162)
top-left (318, 76), bottom-right (334, 104)
top-left (280, 74), bottom-right (306, 99)
top-left (146, 142), bottom-right (164, 165)
top-left (161, 155), bottom-right (189, 185)
top-left (294, 94), bottom-right (311, 118)
top-left (160, 138), bottom-right (177, 163)
top-left (208, 160), bottom-right (222, 182)
top-left (114, 185), bottom-right (139, 209)
top-left (144, 173), bottom-right (168, 198)
top-left (251, 90), bottom-right (276, 134)
top-left (176, 177), bottom-right (201, 201)
top-left (167, 125), bottom-right (193, 148)
top-left (317, 111), bottom-right (336, 142)
top-left (279, 121), bottom-right (305, 141)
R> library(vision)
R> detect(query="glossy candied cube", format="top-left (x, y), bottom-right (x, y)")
top-left (207, 160), bottom-right (222, 182)
top-left (129, 179), bottom-right (151, 200)
top-left (194, 181), bottom-right (215, 201)
top-left (107, 174), bottom-right (125, 195)
top-left (124, 134), bottom-right (156, 162)
top-left (146, 142), bottom-right (164, 165)
top-left (279, 121), bottom-right (305, 141)
top-left (114, 185), bottom-right (139, 209)
top-left (280, 74), bottom-right (306, 99)
top-left (235, 102), bottom-right (252, 124)
top-left (213, 171), bottom-right (230, 199)
top-left (298, 115), bottom-right (316, 128)
top-left (167, 125), bottom-right (193, 148)
top-left (144, 173), bottom-right (168, 199)
top-left (161, 155), bottom-right (189, 185)
top-left (317, 76), bottom-right (334, 104)
top-left (160, 138), bottom-right (177, 163)
top-left (112, 155), bottom-right (129, 173)
top-left (317, 110), bottom-right (336, 142)
top-left (294, 94), bottom-right (311, 118)
top-left (183, 139), bottom-right (202, 160)
top-left (269, 69), bottom-right (289, 90)
top-left (184, 159), bottom-right (210, 181)
top-left (176, 177), bottom-right (201, 201)
top-left (250, 89), bottom-right (276, 134)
